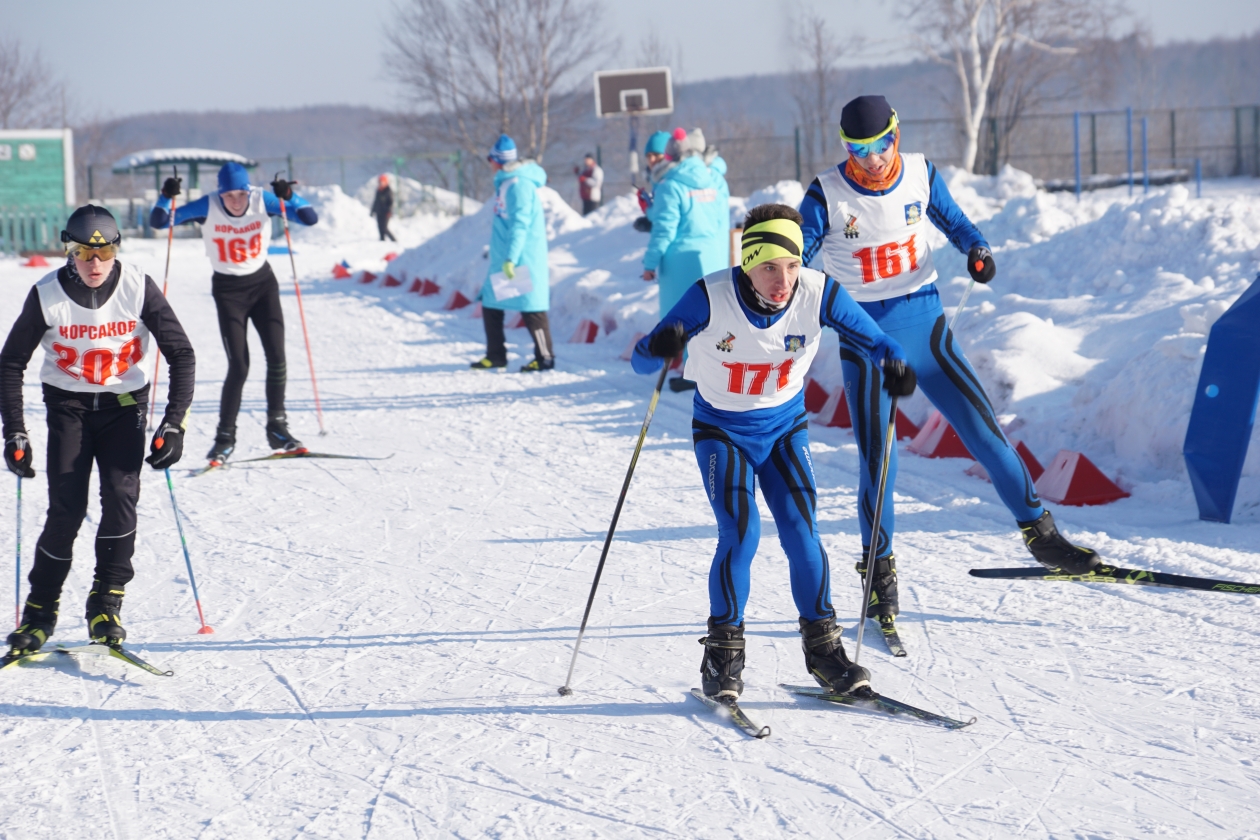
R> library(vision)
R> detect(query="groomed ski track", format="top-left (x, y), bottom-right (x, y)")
top-left (1, 236), bottom-right (1259, 838)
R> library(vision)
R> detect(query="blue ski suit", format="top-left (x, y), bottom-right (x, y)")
top-left (632, 269), bottom-right (906, 624)
top-left (799, 158), bottom-right (1044, 556)
top-left (481, 160), bottom-right (550, 313)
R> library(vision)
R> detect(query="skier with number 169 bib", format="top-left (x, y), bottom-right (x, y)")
top-left (150, 162), bottom-right (318, 465)
top-left (632, 203), bottom-right (915, 700)
top-left (797, 95), bottom-right (1101, 639)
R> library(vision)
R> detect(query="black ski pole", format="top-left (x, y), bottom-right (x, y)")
top-left (853, 394), bottom-right (899, 665)
top-left (559, 361), bottom-right (671, 696)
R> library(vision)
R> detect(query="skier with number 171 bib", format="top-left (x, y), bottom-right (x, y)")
top-left (632, 203), bottom-right (916, 700)
top-left (797, 95), bottom-right (1101, 642)
top-left (150, 162), bottom-right (319, 465)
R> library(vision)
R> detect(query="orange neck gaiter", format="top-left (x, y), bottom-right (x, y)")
top-left (844, 131), bottom-right (902, 192)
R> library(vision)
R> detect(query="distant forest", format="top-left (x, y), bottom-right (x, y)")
top-left (78, 32), bottom-right (1260, 203)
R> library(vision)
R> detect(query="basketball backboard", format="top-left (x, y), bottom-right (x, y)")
top-left (593, 68), bottom-right (673, 118)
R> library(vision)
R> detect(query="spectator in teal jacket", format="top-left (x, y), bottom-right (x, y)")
top-left (472, 134), bottom-right (555, 372)
top-left (642, 128), bottom-right (729, 320)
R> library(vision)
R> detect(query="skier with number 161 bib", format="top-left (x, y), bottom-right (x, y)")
top-left (150, 162), bottom-right (319, 465)
top-left (632, 203), bottom-right (916, 700)
top-left (797, 95), bottom-right (1100, 641)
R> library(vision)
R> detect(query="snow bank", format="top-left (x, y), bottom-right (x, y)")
top-left (352, 174), bottom-right (480, 218)
top-left (288, 184), bottom-right (472, 249)
top-left (341, 170), bottom-right (1260, 490)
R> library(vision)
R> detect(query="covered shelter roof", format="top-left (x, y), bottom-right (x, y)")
top-left (111, 148), bottom-right (257, 174)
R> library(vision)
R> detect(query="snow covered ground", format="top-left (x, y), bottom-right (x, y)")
top-left (0, 175), bottom-right (1259, 838)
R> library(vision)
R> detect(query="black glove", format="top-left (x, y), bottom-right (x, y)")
top-left (161, 175), bottom-right (182, 199)
top-left (882, 360), bottom-right (917, 397)
top-left (647, 322), bottom-right (686, 359)
top-left (270, 176), bottom-right (296, 201)
top-left (632, 216), bottom-right (652, 233)
top-left (145, 422), bottom-right (184, 470)
top-left (967, 246), bottom-right (995, 284)
top-left (4, 433), bottom-right (35, 478)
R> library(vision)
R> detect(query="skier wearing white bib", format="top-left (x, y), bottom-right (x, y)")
top-left (632, 203), bottom-right (916, 699)
top-left (798, 95), bottom-right (1100, 637)
top-left (150, 162), bottom-right (318, 464)
top-left (0, 205), bottom-right (195, 654)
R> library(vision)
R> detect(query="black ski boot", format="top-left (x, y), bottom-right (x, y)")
top-left (1020, 511), bottom-right (1099, 574)
top-left (856, 551), bottom-right (898, 619)
top-left (265, 415), bottom-right (305, 453)
top-left (206, 427), bottom-right (235, 464)
top-left (698, 619), bottom-right (745, 699)
top-left (85, 585), bottom-right (126, 647)
top-left (799, 615), bottom-right (871, 695)
top-left (7, 598), bottom-right (59, 654)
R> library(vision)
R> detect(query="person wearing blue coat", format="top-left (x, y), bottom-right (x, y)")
top-left (472, 135), bottom-right (555, 372)
top-left (642, 130), bottom-right (729, 324)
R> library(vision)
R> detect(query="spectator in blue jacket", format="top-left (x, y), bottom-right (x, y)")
top-left (472, 134), bottom-right (555, 373)
top-left (642, 129), bottom-right (730, 381)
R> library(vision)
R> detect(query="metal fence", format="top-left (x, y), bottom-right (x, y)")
top-left (0, 204), bottom-right (66, 254)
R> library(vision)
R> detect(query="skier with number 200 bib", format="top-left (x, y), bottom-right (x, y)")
top-left (1, 206), bottom-right (195, 656)
top-left (632, 203), bottom-right (915, 699)
top-left (798, 95), bottom-right (1101, 638)
top-left (150, 162), bottom-right (318, 464)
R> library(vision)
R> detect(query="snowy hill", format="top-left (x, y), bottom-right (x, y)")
top-left (1, 173), bottom-right (1259, 838)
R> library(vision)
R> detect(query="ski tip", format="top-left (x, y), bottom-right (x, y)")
top-left (557, 685), bottom-right (574, 696)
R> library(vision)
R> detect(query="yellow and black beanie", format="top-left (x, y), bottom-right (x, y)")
top-left (740, 218), bottom-right (804, 272)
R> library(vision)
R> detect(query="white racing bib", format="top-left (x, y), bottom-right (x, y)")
top-left (36, 262), bottom-right (150, 393)
top-left (816, 153), bottom-right (937, 302)
top-left (685, 267), bottom-right (824, 412)
top-left (202, 187), bottom-right (272, 275)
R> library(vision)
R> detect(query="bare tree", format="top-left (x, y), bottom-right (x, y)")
top-left (906, 0), bottom-right (1119, 172)
top-left (785, 9), bottom-right (858, 176)
top-left (386, 0), bottom-right (609, 188)
top-left (0, 39), bottom-right (65, 129)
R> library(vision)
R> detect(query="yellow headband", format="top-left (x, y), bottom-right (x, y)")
top-left (741, 218), bottom-right (804, 272)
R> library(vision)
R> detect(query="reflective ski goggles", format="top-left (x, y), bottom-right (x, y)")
top-left (840, 113), bottom-right (899, 158)
top-left (64, 241), bottom-right (118, 261)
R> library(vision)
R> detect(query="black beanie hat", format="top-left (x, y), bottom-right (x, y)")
top-left (840, 95), bottom-right (895, 140)
top-left (62, 204), bottom-right (121, 247)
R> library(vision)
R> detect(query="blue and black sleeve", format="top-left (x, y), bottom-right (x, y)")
top-left (150, 194), bottom-right (210, 229)
top-left (263, 191), bottom-right (318, 226)
top-left (797, 176), bottom-right (830, 266)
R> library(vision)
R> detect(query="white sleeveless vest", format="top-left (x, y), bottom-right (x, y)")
top-left (36, 263), bottom-right (150, 393)
top-left (202, 187), bottom-right (272, 275)
top-left (685, 267), bottom-right (824, 412)
top-left (815, 153), bottom-right (937, 302)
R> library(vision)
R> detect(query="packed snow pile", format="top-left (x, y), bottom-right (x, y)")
top-left (334, 173), bottom-right (1260, 489)
top-left (352, 174), bottom-right (480, 218)
top-left (287, 184), bottom-right (471, 248)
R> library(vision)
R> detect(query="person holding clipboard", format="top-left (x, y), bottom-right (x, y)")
top-left (471, 134), bottom-right (556, 373)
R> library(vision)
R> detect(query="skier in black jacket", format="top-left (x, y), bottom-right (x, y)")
top-left (1, 205), bottom-right (195, 655)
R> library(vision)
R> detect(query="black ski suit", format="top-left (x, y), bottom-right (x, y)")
top-left (0, 263), bottom-right (195, 600)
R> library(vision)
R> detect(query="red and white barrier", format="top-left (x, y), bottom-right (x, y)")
top-left (444, 290), bottom-right (472, 310)
top-left (804, 378), bottom-right (830, 414)
top-left (383, 274), bottom-right (403, 288)
top-left (1035, 450), bottom-right (1130, 506)
top-left (332, 264), bottom-right (353, 279)
top-left (908, 410), bottom-right (973, 459)
top-left (620, 332), bottom-right (647, 361)
top-left (570, 319), bottom-right (599, 343)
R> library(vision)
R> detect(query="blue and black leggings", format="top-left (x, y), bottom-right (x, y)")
top-left (692, 413), bottom-right (835, 625)
top-left (841, 306), bottom-right (1043, 555)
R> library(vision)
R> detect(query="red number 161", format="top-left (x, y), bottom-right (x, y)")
top-left (853, 234), bottom-right (919, 284)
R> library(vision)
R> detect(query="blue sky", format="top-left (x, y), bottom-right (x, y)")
top-left (8, 0), bottom-right (1259, 117)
